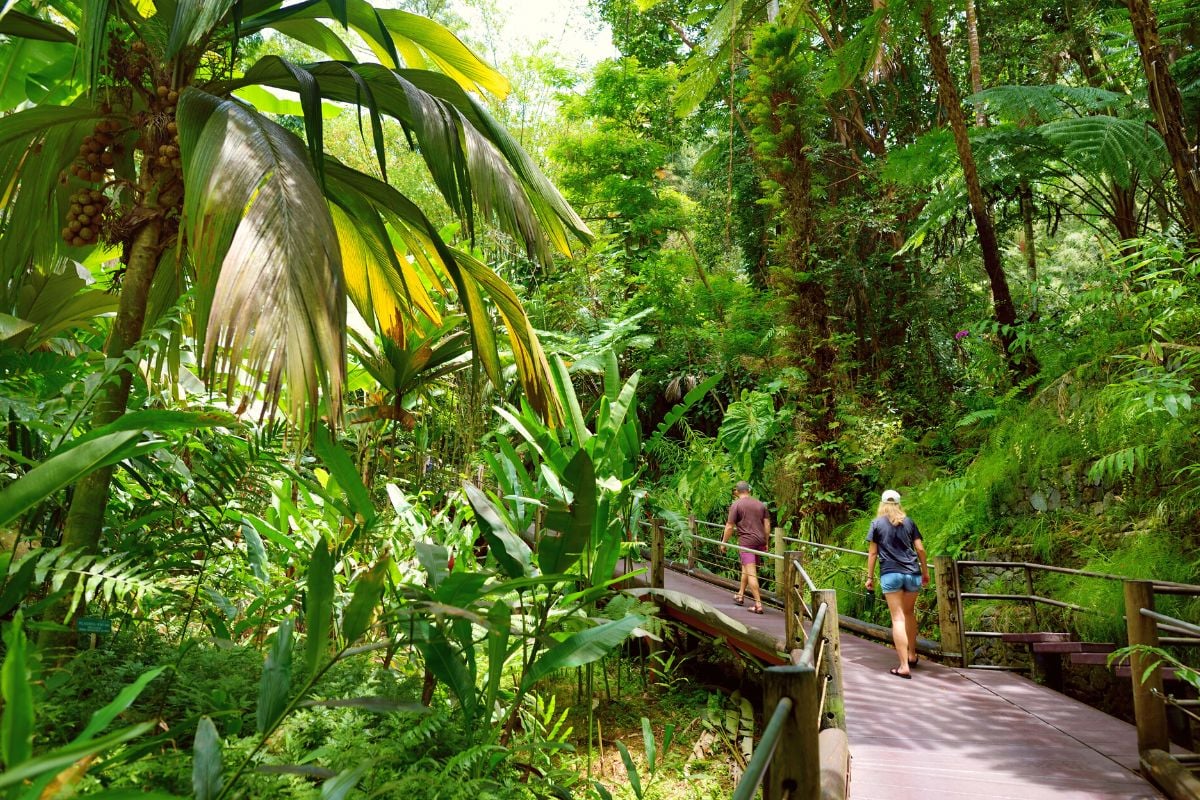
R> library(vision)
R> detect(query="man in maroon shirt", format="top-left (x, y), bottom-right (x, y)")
top-left (720, 481), bottom-right (770, 613)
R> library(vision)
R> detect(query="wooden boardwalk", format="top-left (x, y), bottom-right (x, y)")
top-left (647, 567), bottom-right (1165, 799)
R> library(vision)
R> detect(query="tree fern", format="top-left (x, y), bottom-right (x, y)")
top-left (1039, 116), bottom-right (1168, 188)
top-left (968, 84), bottom-right (1126, 124)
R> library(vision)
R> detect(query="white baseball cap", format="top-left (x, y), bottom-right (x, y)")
top-left (881, 489), bottom-right (901, 503)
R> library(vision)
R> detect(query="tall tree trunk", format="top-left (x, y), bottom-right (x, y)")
top-left (965, 0), bottom-right (985, 126)
top-left (921, 5), bottom-right (1026, 371)
top-left (1020, 180), bottom-right (1038, 320)
top-left (1125, 0), bottom-right (1200, 243)
top-left (41, 219), bottom-right (162, 648)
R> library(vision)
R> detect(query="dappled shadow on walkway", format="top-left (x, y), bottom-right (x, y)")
top-left (839, 634), bottom-right (1161, 799)
top-left (652, 567), bottom-right (1165, 800)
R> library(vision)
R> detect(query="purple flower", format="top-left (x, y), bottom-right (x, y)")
top-left (954, 330), bottom-right (970, 340)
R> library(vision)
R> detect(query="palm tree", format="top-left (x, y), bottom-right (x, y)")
top-left (0, 0), bottom-right (590, 608)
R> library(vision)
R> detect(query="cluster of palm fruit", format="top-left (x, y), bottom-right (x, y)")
top-left (69, 118), bottom-right (122, 184)
top-left (60, 188), bottom-right (111, 247)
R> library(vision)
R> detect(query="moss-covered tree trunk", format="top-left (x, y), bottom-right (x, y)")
top-left (1125, 0), bottom-right (1200, 244)
top-left (747, 23), bottom-right (848, 528)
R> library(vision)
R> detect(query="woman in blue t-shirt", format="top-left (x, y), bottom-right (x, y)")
top-left (864, 490), bottom-right (930, 679)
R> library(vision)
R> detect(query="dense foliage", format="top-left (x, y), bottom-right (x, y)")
top-left (1, 0), bottom-right (1199, 796)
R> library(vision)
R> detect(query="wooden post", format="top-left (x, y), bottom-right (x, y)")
top-left (687, 514), bottom-right (697, 570)
top-left (934, 555), bottom-right (966, 666)
top-left (1125, 580), bottom-right (1169, 753)
top-left (811, 588), bottom-right (845, 731)
top-left (783, 551), bottom-right (801, 652)
top-left (764, 666), bottom-right (819, 800)
top-left (650, 518), bottom-right (666, 589)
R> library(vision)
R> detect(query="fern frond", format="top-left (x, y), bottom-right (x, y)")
top-left (32, 547), bottom-right (161, 619)
top-left (954, 408), bottom-right (998, 428)
top-left (1039, 116), bottom-right (1168, 188)
top-left (1087, 445), bottom-right (1149, 486)
top-left (968, 84), bottom-right (1127, 124)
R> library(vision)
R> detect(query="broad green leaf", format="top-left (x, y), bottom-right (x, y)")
top-left (166, 0), bottom-right (237, 58)
top-left (0, 9), bottom-right (75, 42)
top-left (256, 619), bottom-right (293, 734)
top-left (0, 431), bottom-right (140, 527)
top-left (321, 762), bottom-right (370, 800)
top-left (1, 611), bottom-right (33, 769)
top-left (75, 666), bottom-right (166, 742)
top-left (641, 717), bottom-right (656, 773)
top-left (313, 424), bottom-right (375, 523)
top-left (304, 538), bottom-right (335, 677)
top-left (417, 633), bottom-right (476, 724)
top-left (483, 602), bottom-right (511, 715)
top-left (341, 556), bottom-right (389, 643)
top-left (232, 84), bottom-right (344, 118)
top-left (539, 449), bottom-right (597, 574)
top-left (464, 484), bottom-right (532, 578)
top-left (415, 541), bottom-right (450, 588)
top-left (521, 615), bottom-right (642, 689)
top-left (0, 721), bottom-right (156, 790)
top-left (614, 740), bottom-right (643, 800)
top-left (192, 717), bottom-right (222, 800)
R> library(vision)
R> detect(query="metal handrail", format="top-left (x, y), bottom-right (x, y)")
top-left (1141, 608), bottom-right (1200, 638)
top-left (959, 592), bottom-right (1092, 613)
top-left (798, 603), bottom-right (828, 666)
top-left (731, 696), bottom-right (794, 800)
top-left (686, 531), bottom-right (783, 561)
top-left (782, 536), bottom-right (869, 558)
top-left (794, 558), bottom-right (817, 593)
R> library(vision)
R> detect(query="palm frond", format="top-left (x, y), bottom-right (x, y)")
top-left (177, 88), bottom-right (345, 421)
top-left (166, 0), bottom-right (238, 58)
top-left (220, 57), bottom-right (590, 261)
top-left (240, 0), bottom-right (510, 96)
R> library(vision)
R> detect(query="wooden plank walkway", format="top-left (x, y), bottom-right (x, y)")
top-left (649, 567), bottom-right (1165, 799)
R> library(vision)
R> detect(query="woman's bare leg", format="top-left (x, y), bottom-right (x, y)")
top-left (884, 590), bottom-right (911, 675)
top-left (901, 590), bottom-right (919, 662)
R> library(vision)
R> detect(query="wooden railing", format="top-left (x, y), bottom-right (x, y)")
top-left (1123, 580), bottom-right (1200, 800)
top-left (731, 553), bottom-right (847, 800)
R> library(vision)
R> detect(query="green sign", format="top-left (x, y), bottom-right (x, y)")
top-left (76, 617), bottom-right (112, 634)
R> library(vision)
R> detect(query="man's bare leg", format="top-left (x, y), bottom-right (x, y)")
top-left (746, 563), bottom-right (762, 609)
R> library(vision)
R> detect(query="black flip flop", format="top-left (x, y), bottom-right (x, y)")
top-left (733, 595), bottom-right (745, 606)
top-left (890, 667), bottom-right (912, 679)
top-left (909, 657), bottom-right (919, 668)
top-left (749, 604), bottom-right (764, 614)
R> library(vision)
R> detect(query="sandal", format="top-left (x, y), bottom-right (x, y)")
top-left (909, 657), bottom-right (919, 668)
top-left (749, 604), bottom-right (764, 614)
top-left (890, 667), bottom-right (912, 680)
top-left (732, 594), bottom-right (745, 606)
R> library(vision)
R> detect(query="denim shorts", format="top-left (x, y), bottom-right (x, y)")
top-left (880, 572), bottom-right (923, 593)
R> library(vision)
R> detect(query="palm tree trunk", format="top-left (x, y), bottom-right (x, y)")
top-left (42, 219), bottom-right (162, 647)
top-left (1125, 0), bottom-right (1200, 243)
top-left (965, 0), bottom-right (985, 126)
top-left (921, 5), bottom-right (1024, 370)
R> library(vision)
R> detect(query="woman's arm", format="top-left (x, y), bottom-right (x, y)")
top-left (865, 541), bottom-right (878, 590)
top-left (915, 538), bottom-right (930, 584)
